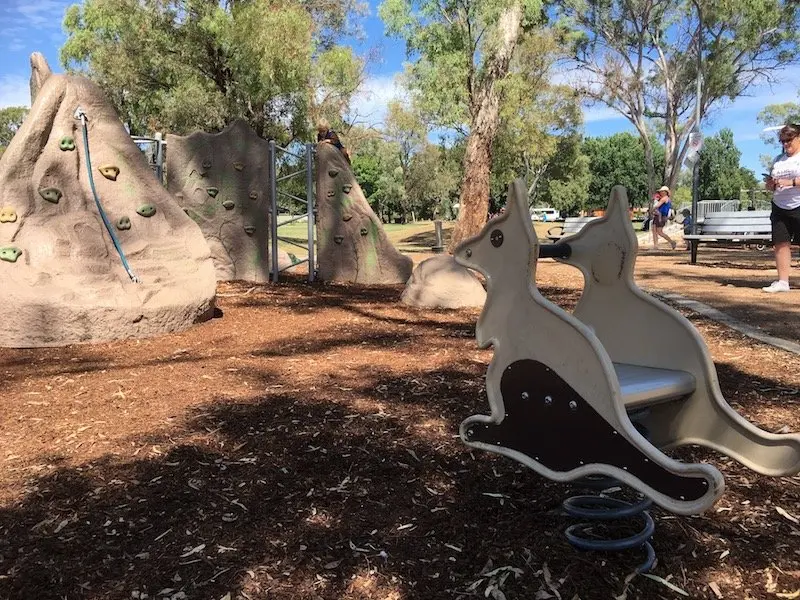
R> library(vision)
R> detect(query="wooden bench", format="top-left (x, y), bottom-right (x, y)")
top-left (547, 217), bottom-right (599, 241)
top-left (683, 210), bottom-right (772, 264)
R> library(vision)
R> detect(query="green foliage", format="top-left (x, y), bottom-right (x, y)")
top-left (698, 128), bottom-right (742, 201)
top-left (0, 106), bottom-right (29, 148)
top-left (61, 0), bottom-right (364, 139)
top-left (581, 133), bottom-right (666, 209)
top-left (559, 0), bottom-right (800, 191)
top-left (757, 102), bottom-right (800, 154)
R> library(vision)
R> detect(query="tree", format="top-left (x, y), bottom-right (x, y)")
top-left (381, 0), bottom-right (544, 249)
top-left (0, 106), bottom-right (28, 149)
top-left (581, 133), bottom-right (665, 209)
top-left (757, 102), bottom-right (800, 166)
top-left (61, 0), bottom-right (366, 140)
top-left (698, 128), bottom-right (742, 200)
top-left (560, 0), bottom-right (800, 194)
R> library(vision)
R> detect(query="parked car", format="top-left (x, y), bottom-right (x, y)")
top-left (530, 207), bottom-right (561, 222)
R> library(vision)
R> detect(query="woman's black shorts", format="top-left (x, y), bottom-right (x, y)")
top-left (771, 203), bottom-right (800, 244)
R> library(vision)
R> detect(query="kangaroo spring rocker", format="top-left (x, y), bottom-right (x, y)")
top-left (454, 179), bottom-right (800, 569)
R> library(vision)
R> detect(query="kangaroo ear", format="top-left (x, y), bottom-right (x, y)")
top-left (507, 178), bottom-right (538, 247)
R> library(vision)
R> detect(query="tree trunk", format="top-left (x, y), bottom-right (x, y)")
top-left (448, 3), bottom-right (523, 251)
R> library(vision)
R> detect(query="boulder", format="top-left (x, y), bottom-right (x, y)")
top-left (315, 143), bottom-right (413, 284)
top-left (0, 54), bottom-right (216, 347)
top-left (166, 120), bottom-right (271, 282)
top-left (401, 255), bottom-right (486, 309)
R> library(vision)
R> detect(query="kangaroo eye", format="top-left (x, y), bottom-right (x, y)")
top-left (490, 229), bottom-right (504, 248)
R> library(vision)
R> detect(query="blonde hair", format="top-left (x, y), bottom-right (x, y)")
top-left (316, 119), bottom-right (330, 133)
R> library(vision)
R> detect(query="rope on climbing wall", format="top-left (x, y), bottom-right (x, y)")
top-left (74, 107), bottom-right (140, 283)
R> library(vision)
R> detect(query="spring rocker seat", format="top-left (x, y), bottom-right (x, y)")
top-left (454, 180), bottom-right (800, 515)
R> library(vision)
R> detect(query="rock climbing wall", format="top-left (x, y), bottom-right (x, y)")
top-left (166, 120), bottom-right (270, 282)
top-left (401, 255), bottom-right (486, 309)
top-left (0, 54), bottom-right (217, 348)
top-left (315, 142), bottom-right (413, 284)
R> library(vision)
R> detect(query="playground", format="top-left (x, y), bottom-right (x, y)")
top-left (1, 246), bottom-right (798, 600)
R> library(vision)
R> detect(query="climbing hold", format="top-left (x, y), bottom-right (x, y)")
top-left (360, 227), bottom-right (368, 236)
top-left (342, 184), bottom-right (352, 193)
top-left (288, 253), bottom-right (299, 264)
top-left (39, 187), bottom-right (62, 204)
top-left (0, 246), bottom-right (22, 263)
top-left (244, 225), bottom-right (256, 235)
top-left (202, 159), bottom-right (212, 169)
top-left (206, 187), bottom-right (219, 198)
top-left (334, 235), bottom-right (344, 244)
top-left (59, 136), bottom-right (75, 151)
top-left (233, 162), bottom-right (244, 171)
top-left (249, 191), bottom-right (258, 201)
top-left (328, 169), bottom-right (339, 178)
top-left (342, 213), bottom-right (352, 222)
top-left (116, 216), bottom-right (132, 230)
top-left (98, 165), bottom-right (120, 181)
top-left (136, 204), bottom-right (157, 217)
top-left (0, 206), bottom-right (17, 223)
top-left (327, 190), bottom-right (335, 197)
top-left (222, 200), bottom-right (235, 210)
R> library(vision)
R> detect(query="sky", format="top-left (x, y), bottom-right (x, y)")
top-left (1, 0), bottom-right (798, 177)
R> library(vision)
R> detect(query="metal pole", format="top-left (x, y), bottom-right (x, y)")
top-left (432, 220), bottom-right (445, 253)
top-left (306, 143), bottom-right (315, 283)
top-left (691, 1), bottom-right (702, 235)
top-left (269, 139), bottom-right (279, 283)
top-left (154, 132), bottom-right (164, 184)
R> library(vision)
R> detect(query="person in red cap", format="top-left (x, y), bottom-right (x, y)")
top-left (651, 185), bottom-right (677, 250)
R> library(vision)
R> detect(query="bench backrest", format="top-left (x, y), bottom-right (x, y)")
top-left (698, 210), bottom-right (771, 235)
top-left (562, 216), bottom-right (599, 235)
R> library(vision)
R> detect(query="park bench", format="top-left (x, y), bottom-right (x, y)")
top-left (546, 216), bottom-right (599, 241)
top-left (683, 210), bottom-right (772, 264)
top-left (454, 180), bottom-right (800, 519)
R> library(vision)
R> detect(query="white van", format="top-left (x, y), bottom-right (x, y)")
top-left (530, 207), bottom-right (561, 222)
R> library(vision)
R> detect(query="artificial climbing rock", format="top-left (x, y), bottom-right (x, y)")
top-left (117, 216), bottom-right (132, 230)
top-left (39, 187), bottom-right (62, 203)
top-left (0, 246), bottom-right (22, 263)
top-left (136, 204), bottom-right (156, 217)
top-left (0, 207), bottom-right (17, 223)
top-left (401, 255), bottom-right (486, 309)
top-left (166, 119), bottom-right (272, 282)
top-left (315, 143), bottom-right (412, 284)
top-left (98, 164), bottom-right (120, 181)
top-left (0, 52), bottom-right (216, 348)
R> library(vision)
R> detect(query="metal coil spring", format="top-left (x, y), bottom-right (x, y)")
top-left (562, 476), bottom-right (656, 573)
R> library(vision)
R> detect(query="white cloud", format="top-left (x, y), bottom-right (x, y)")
top-left (583, 104), bottom-right (626, 123)
top-left (348, 74), bottom-right (407, 126)
top-left (0, 74), bottom-right (30, 108)
top-left (15, 0), bottom-right (71, 28)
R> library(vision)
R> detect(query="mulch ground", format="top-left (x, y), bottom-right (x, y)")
top-left (1, 249), bottom-right (799, 600)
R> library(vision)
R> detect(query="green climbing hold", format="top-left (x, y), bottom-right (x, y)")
top-left (136, 204), bottom-right (157, 217)
top-left (288, 253), bottom-right (299, 264)
top-left (0, 206), bottom-right (17, 223)
top-left (360, 227), bottom-right (368, 236)
top-left (334, 235), bottom-right (344, 244)
top-left (244, 225), bottom-right (256, 235)
top-left (39, 187), bottom-right (62, 204)
top-left (249, 191), bottom-right (259, 201)
top-left (342, 184), bottom-right (352, 193)
top-left (116, 216), bottom-right (132, 230)
top-left (0, 246), bottom-right (22, 263)
top-left (233, 162), bottom-right (244, 171)
top-left (59, 136), bottom-right (75, 151)
top-left (328, 169), bottom-right (339, 178)
top-left (206, 187), bottom-right (219, 198)
top-left (222, 199), bottom-right (235, 210)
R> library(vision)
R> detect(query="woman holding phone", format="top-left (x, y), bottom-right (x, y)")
top-left (763, 123), bottom-right (800, 293)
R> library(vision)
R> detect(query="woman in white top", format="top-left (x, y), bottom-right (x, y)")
top-left (763, 123), bottom-right (800, 293)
